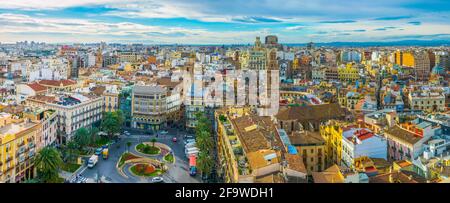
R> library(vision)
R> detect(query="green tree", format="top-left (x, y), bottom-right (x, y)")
top-left (34, 147), bottom-right (63, 183)
top-left (194, 112), bottom-right (214, 178)
top-left (197, 150), bottom-right (214, 179)
top-left (196, 131), bottom-right (213, 153)
top-left (101, 110), bottom-right (125, 139)
top-left (126, 141), bottom-right (132, 152)
top-left (151, 138), bottom-right (157, 147)
top-left (89, 127), bottom-right (100, 145)
top-left (74, 128), bottom-right (90, 149)
top-left (23, 178), bottom-right (40, 183)
top-left (63, 140), bottom-right (79, 163)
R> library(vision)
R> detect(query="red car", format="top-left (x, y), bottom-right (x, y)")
top-left (172, 137), bottom-right (177, 142)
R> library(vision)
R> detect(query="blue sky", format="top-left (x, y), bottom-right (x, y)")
top-left (0, 0), bottom-right (449, 44)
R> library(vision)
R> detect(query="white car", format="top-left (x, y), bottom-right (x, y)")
top-left (151, 177), bottom-right (164, 183)
top-left (160, 130), bottom-right (168, 134)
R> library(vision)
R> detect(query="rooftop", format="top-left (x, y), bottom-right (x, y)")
top-left (231, 115), bottom-right (284, 153)
top-left (0, 121), bottom-right (37, 138)
top-left (133, 85), bottom-right (166, 95)
top-left (276, 103), bottom-right (346, 121)
top-left (385, 125), bottom-right (424, 145)
top-left (289, 131), bottom-right (325, 146)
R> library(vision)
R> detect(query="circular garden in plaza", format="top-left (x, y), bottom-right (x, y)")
top-left (136, 143), bottom-right (161, 155)
top-left (129, 163), bottom-right (163, 177)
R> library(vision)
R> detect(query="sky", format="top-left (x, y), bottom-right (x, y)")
top-left (0, 0), bottom-right (450, 44)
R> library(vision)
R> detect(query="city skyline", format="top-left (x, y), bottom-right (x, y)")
top-left (0, 0), bottom-right (450, 44)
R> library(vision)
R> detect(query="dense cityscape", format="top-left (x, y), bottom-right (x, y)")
top-left (0, 1), bottom-right (450, 186)
top-left (0, 36), bottom-right (449, 184)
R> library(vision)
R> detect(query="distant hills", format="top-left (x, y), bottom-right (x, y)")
top-left (285, 40), bottom-right (450, 47)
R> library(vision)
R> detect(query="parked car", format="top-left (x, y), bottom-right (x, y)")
top-left (160, 130), bottom-right (168, 135)
top-left (151, 177), bottom-right (164, 183)
top-left (184, 139), bottom-right (196, 145)
top-left (94, 148), bottom-right (103, 156)
top-left (184, 135), bottom-right (195, 140)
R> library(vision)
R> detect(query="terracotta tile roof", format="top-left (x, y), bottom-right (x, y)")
top-left (27, 82), bottom-right (47, 92)
top-left (276, 103), bottom-right (346, 121)
top-left (91, 86), bottom-right (106, 96)
top-left (28, 95), bottom-right (56, 103)
top-left (289, 131), bottom-right (325, 146)
top-left (285, 154), bottom-right (307, 174)
top-left (156, 77), bottom-right (182, 88)
top-left (247, 150), bottom-right (280, 170)
top-left (231, 115), bottom-right (285, 153)
top-left (385, 125), bottom-right (423, 145)
top-left (38, 79), bottom-right (77, 87)
top-left (369, 171), bottom-right (427, 183)
top-left (312, 165), bottom-right (345, 183)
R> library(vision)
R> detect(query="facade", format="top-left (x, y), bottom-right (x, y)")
top-left (131, 85), bottom-right (167, 131)
top-left (289, 131), bottom-right (326, 174)
top-left (118, 51), bottom-right (142, 63)
top-left (341, 128), bottom-right (387, 168)
top-left (320, 124), bottom-right (344, 168)
top-left (26, 93), bottom-right (103, 143)
top-left (414, 51), bottom-right (431, 81)
top-left (384, 121), bottom-right (437, 161)
top-left (338, 64), bottom-right (360, 82)
top-left (408, 88), bottom-right (446, 112)
top-left (103, 85), bottom-right (120, 112)
top-left (0, 108), bottom-right (57, 183)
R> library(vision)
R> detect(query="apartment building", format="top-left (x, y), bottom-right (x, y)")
top-left (131, 85), bottom-right (167, 131)
top-left (0, 108), bottom-right (57, 183)
top-left (408, 88), bottom-right (446, 112)
top-left (215, 107), bottom-right (286, 183)
top-left (289, 130), bottom-right (326, 174)
top-left (26, 93), bottom-right (103, 143)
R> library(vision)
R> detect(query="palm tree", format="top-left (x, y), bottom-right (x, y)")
top-left (126, 141), bottom-right (132, 152)
top-left (151, 138), bottom-right (157, 147)
top-left (196, 131), bottom-right (213, 153)
top-left (197, 151), bottom-right (214, 180)
top-left (34, 147), bottom-right (63, 183)
top-left (89, 127), bottom-right (100, 145)
top-left (64, 141), bottom-right (79, 163)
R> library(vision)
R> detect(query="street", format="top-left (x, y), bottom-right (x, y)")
top-left (78, 129), bottom-right (201, 183)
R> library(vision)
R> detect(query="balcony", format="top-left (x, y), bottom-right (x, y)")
top-left (17, 141), bottom-right (25, 147)
top-left (6, 166), bottom-right (14, 172)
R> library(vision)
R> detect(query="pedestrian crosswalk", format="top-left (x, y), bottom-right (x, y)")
top-left (70, 176), bottom-right (88, 183)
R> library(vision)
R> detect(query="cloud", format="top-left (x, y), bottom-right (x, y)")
top-left (231, 16), bottom-right (283, 24)
top-left (319, 20), bottom-right (357, 24)
top-left (373, 16), bottom-right (412, 21)
top-left (286, 25), bottom-right (305, 31)
top-left (0, 1), bottom-right (449, 43)
top-left (408, 21), bottom-right (422, 25)
top-left (373, 26), bottom-right (399, 31)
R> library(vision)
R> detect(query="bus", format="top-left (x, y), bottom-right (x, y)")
top-left (189, 155), bottom-right (197, 176)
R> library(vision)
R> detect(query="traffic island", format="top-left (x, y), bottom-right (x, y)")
top-left (135, 143), bottom-right (161, 155)
top-left (129, 163), bottom-right (163, 177)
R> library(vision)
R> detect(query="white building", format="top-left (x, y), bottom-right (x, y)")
top-left (26, 93), bottom-right (103, 143)
top-left (341, 128), bottom-right (387, 168)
